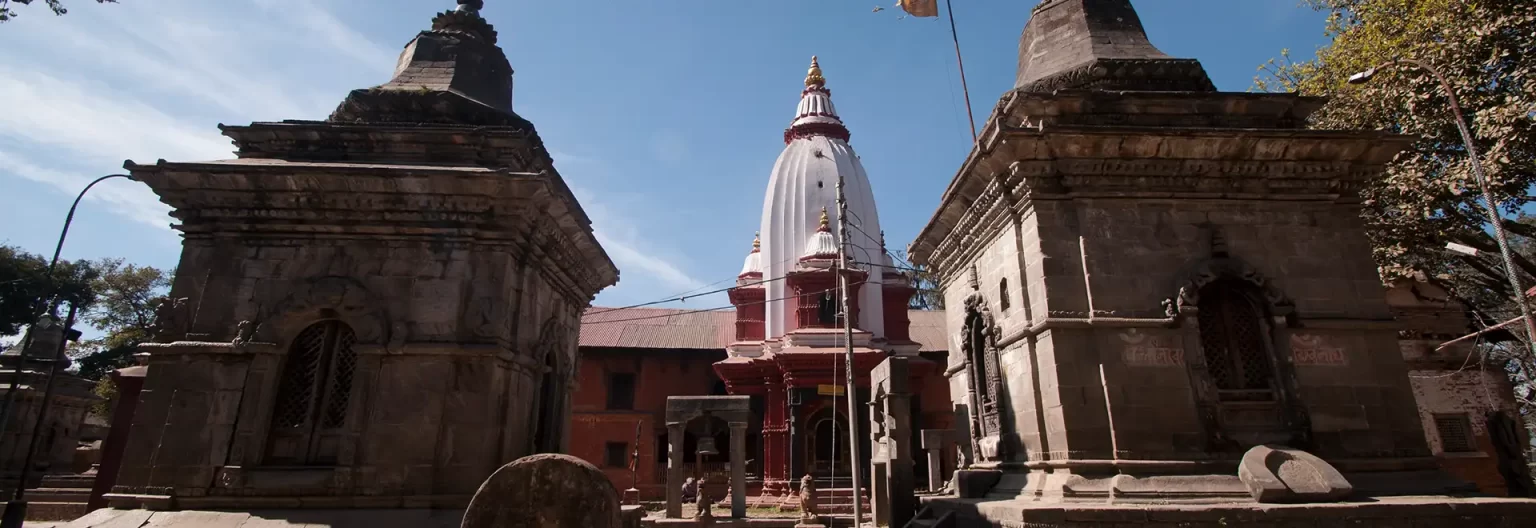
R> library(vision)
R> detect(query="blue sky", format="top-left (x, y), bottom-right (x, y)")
top-left (0, 0), bottom-right (1329, 320)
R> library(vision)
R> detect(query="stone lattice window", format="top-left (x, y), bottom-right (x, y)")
top-left (267, 320), bottom-right (357, 465)
top-left (1434, 413), bottom-right (1476, 453)
top-left (1197, 280), bottom-right (1275, 395)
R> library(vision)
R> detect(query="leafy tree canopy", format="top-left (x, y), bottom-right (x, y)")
top-left (0, 244), bottom-right (98, 337)
top-left (69, 258), bottom-right (170, 380)
top-left (0, 0), bottom-right (117, 22)
top-left (1256, 0), bottom-right (1536, 319)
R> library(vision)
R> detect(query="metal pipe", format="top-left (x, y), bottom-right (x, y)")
top-left (1350, 60), bottom-right (1536, 360)
top-left (0, 173), bottom-right (135, 528)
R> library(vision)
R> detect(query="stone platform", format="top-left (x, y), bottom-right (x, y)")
top-left (49, 508), bottom-right (464, 528)
top-left (921, 495), bottom-right (1536, 527)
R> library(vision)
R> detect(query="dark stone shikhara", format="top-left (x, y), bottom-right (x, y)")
top-left (102, 0), bottom-right (618, 513)
top-left (909, 0), bottom-right (1536, 525)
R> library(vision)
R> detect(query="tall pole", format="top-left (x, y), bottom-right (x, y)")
top-left (1350, 60), bottom-right (1536, 358)
top-left (835, 171), bottom-right (864, 524)
top-left (1, 302), bottom-right (77, 528)
top-left (945, 0), bottom-right (978, 143)
top-left (0, 174), bottom-right (134, 463)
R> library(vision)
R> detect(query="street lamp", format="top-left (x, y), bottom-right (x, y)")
top-left (1349, 59), bottom-right (1536, 358)
top-left (0, 173), bottom-right (137, 528)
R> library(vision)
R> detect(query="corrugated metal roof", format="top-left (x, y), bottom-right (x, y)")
top-left (579, 307), bottom-right (950, 352)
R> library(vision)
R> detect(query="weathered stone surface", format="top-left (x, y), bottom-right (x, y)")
top-left (1238, 445), bottom-right (1352, 503)
top-left (955, 469), bottom-right (1002, 499)
top-left (461, 454), bottom-right (620, 528)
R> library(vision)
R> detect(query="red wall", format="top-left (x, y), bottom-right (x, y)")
top-left (568, 347), bottom-right (726, 500)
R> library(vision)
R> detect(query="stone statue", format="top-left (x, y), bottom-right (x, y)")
top-left (694, 477), bottom-right (712, 519)
top-left (798, 474), bottom-right (819, 522)
top-left (232, 320), bottom-right (258, 344)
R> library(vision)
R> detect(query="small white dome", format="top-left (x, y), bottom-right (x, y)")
top-left (739, 233), bottom-right (764, 279)
top-left (800, 208), bottom-right (839, 261)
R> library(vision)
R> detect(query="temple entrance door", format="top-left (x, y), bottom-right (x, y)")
top-left (804, 407), bottom-right (851, 479)
top-left (533, 352), bottom-right (561, 453)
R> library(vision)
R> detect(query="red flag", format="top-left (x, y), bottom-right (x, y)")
top-left (899, 0), bottom-right (939, 17)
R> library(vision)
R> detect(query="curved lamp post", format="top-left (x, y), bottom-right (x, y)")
top-left (1348, 59), bottom-right (1536, 358)
top-left (0, 174), bottom-right (137, 528)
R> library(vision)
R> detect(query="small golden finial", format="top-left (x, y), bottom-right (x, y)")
top-left (752, 231), bottom-right (761, 251)
top-left (818, 207), bottom-right (830, 230)
top-left (805, 56), bottom-right (825, 87)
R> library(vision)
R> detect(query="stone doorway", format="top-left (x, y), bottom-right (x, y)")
top-left (804, 407), bottom-right (851, 479)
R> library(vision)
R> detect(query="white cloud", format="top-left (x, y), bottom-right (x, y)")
top-left (573, 187), bottom-right (712, 298)
top-left (0, 151), bottom-right (173, 232)
top-left (250, 0), bottom-right (399, 71)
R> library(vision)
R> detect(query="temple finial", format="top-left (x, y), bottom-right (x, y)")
top-left (817, 207), bottom-right (831, 232)
top-left (805, 56), bottom-right (825, 87)
top-left (752, 232), bottom-right (761, 252)
top-left (457, 0), bottom-right (484, 13)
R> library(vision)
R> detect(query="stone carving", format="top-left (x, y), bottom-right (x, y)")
top-left (1118, 329), bottom-right (1184, 367)
top-left (797, 474), bottom-right (819, 523)
top-left (1290, 334), bottom-right (1347, 366)
top-left (1237, 445), bottom-right (1352, 503)
top-left (960, 290), bottom-right (1007, 461)
top-left (152, 297), bottom-right (190, 342)
top-left (231, 320), bottom-right (258, 345)
top-left (261, 276), bottom-right (401, 347)
top-left (461, 453), bottom-right (622, 528)
top-left (869, 357), bottom-right (915, 527)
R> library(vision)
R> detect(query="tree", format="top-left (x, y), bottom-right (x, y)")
top-left (0, 0), bottom-right (116, 22)
top-left (68, 258), bottom-right (169, 380)
top-left (0, 244), bottom-right (98, 338)
top-left (890, 249), bottom-right (944, 310)
top-left (1255, 0), bottom-right (1536, 320)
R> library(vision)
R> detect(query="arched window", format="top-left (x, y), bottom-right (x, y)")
top-left (817, 291), bottom-right (838, 326)
top-left (267, 320), bottom-right (357, 465)
top-left (999, 278), bottom-right (1011, 311)
top-left (1196, 280), bottom-right (1275, 395)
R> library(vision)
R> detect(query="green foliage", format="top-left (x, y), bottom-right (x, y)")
top-left (0, 0), bottom-right (117, 22)
top-left (0, 244), bottom-right (99, 337)
top-left (891, 249), bottom-right (944, 310)
top-left (1256, 0), bottom-right (1536, 319)
top-left (68, 258), bottom-right (170, 380)
top-left (91, 376), bottom-right (117, 418)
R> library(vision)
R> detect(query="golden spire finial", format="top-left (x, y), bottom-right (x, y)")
top-left (818, 207), bottom-right (830, 231)
top-left (805, 56), bottom-right (825, 87)
top-left (752, 231), bottom-right (761, 251)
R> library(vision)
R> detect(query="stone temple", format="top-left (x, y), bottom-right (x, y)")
top-left (908, 0), bottom-right (1536, 525)
top-left (102, 0), bottom-right (617, 513)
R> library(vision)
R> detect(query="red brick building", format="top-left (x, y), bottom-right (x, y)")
top-left (569, 307), bottom-right (952, 500)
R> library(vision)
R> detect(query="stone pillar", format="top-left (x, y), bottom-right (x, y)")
top-left (871, 357), bottom-right (915, 528)
top-left (920, 429), bottom-right (948, 492)
top-left (729, 421), bottom-right (747, 518)
top-left (665, 421), bottom-right (684, 518)
top-left (869, 398), bottom-right (889, 526)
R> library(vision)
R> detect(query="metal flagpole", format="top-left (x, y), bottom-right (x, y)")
top-left (835, 171), bottom-right (865, 524)
top-left (945, 0), bottom-right (978, 143)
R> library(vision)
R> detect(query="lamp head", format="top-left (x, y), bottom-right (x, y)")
top-left (1347, 68), bottom-right (1378, 85)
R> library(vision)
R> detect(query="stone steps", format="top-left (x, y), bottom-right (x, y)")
top-left (0, 473), bottom-right (97, 523)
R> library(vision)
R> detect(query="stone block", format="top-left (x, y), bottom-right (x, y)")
top-left (954, 469), bottom-right (1002, 499)
top-left (462, 453), bottom-right (621, 528)
top-left (1238, 445), bottom-right (1352, 503)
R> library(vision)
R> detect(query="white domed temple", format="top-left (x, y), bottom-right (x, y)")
top-left (712, 58), bottom-right (947, 500)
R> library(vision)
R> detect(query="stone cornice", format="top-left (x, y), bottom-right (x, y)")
top-left (909, 92), bottom-right (1416, 281)
top-left (128, 159), bottom-right (618, 300)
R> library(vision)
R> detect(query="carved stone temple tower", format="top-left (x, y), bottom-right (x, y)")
top-left (909, 0), bottom-right (1536, 525)
top-left (105, 1), bottom-right (618, 511)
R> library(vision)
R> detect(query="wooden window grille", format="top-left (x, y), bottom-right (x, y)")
top-left (267, 320), bottom-right (357, 465)
top-left (999, 278), bottom-right (1011, 311)
top-left (605, 442), bottom-right (629, 468)
top-left (607, 373), bottom-right (636, 410)
top-left (1434, 414), bottom-right (1476, 453)
top-left (1197, 281), bottom-right (1275, 397)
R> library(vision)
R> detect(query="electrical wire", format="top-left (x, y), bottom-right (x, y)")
top-left (583, 280), bottom-right (872, 325)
